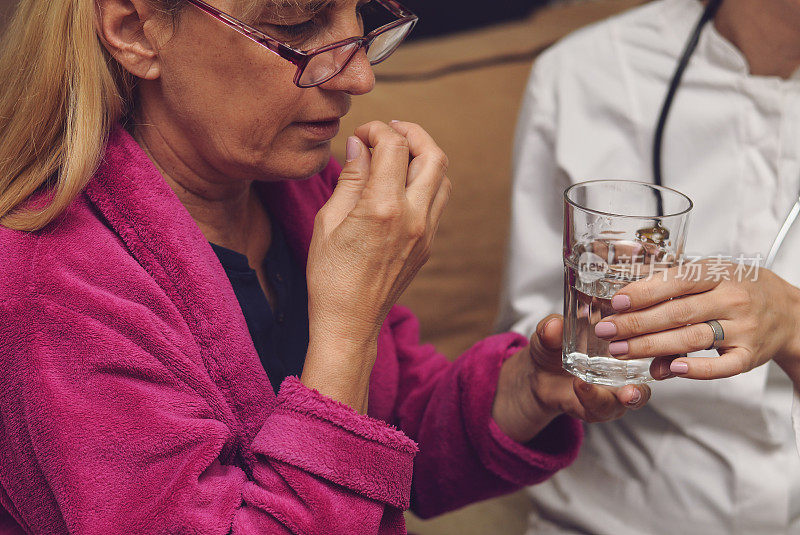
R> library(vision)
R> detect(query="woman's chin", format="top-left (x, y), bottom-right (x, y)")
top-left (295, 145), bottom-right (333, 179)
top-left (253, 145), bottom-right (333, 182)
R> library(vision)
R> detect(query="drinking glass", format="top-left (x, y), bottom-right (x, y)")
top-left (562, 180), bottom-right (692, 386)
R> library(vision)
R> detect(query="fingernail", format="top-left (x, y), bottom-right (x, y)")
top-left (611, 295), bottom-right (631, 311)
top-left (595, 321), bottom-right (617, 338)
top-left (537, 317), bottom-right (557, 337)
top-left (608, 341), bottom-right (628, 356)
top-left (627, 389), bottom-right (642, 406)
top-left (390, 119), bottom-right (400, 123)
top-left (345, 136), bottom-right (361, 162)
top-left (670, 361), bottom-right (689, 374)
top-left (657, 359), bottom-right (672, 379)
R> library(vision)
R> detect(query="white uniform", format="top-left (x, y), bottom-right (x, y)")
top-left (498, 0), bottom-right (800, 533)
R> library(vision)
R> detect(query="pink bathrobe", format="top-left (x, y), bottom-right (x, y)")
top-left (0, 126), bottom-right (581, 534)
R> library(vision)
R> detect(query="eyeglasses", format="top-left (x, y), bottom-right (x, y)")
top-left (185, 0), bottom-right (418, 88)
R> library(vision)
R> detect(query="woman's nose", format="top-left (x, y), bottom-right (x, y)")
top-left (320, 47), bottom-right (375, 95)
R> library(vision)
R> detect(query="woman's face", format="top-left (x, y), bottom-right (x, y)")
top-left (137, 0), bottom-right (375, 183)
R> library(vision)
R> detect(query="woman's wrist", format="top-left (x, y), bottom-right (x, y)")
top-left (775, 286), bottom-right (800, 387)
top-left (300, 332), bottom-right (379, 414)
top-left (492, 349), bottom-right (560, 443)
top-left (772, 285), bottom-right (800, 386)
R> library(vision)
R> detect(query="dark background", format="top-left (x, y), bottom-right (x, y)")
top-left (403, 0), bottom-right (549, 39)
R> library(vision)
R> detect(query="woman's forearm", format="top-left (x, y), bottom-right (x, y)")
top-left (301, 121), bottom-right (451, 414)
top-left (301, 335), bottom-right (378, 414)
top-left (492, 348), bottom-right (558, 443)
top-left (770, 288), bottom-right (800, 389)
top-left (776, 356), bottom-right (800, 391)
top-left (775, 324), bottom-right (800, 390)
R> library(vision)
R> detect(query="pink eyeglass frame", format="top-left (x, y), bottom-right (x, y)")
top-left (184, 0), bottom-right (419, 87)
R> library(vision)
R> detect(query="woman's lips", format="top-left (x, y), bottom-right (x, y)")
top-left (294, 119), bottom-right (341, 140)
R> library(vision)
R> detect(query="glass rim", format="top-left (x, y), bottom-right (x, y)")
top-left (564, 179), bottom-right (694, 220)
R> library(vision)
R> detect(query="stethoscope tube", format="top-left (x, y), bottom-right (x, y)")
top-left (652, 0), bottom-right (795, 269)
top-left (652, 0), bottom-right (725, 191)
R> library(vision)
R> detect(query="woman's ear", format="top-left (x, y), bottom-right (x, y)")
top-left (95, 0), bottom-right (163, 80)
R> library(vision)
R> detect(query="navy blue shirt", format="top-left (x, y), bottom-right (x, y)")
top-left (210, 222), bottom-right (309, 394)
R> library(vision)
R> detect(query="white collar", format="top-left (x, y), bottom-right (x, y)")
top-left (662, 0), bottom-right (800, 82)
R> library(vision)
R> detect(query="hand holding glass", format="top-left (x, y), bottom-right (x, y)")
top-left (562, 180), bottom-right (692, 386)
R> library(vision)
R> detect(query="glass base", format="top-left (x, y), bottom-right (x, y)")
top-left (563, 352), bottom-right (653, 387)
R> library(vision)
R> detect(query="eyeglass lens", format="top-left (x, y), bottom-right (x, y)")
top-left (296, 1), bottom-right (415, 87)
top-left (366, 22), bottom-right (412, 63)
top-left (300, 42), bottom-right (361, 86)
top-left (298, 19), bottom-right (413, 86)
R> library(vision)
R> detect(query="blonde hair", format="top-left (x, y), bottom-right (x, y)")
top-left (0, 0), bottom-right (136, 231)
top-left (0, 0), bottom-right (283, 231)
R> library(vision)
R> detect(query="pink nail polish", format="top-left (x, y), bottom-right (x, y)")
top-left (608, 341), bottom-right (628, 356)
top-left (595, 321), bottom-right (617, 338)
top-left (627, 389), bottom-right (642, 405)
top-left (611, 295), bottom-right (631, 311)
top-left (670, 361), bottom-right (689, 374)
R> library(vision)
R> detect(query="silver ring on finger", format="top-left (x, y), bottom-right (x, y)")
top-left (705, 320), bottom-right (725, 350)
